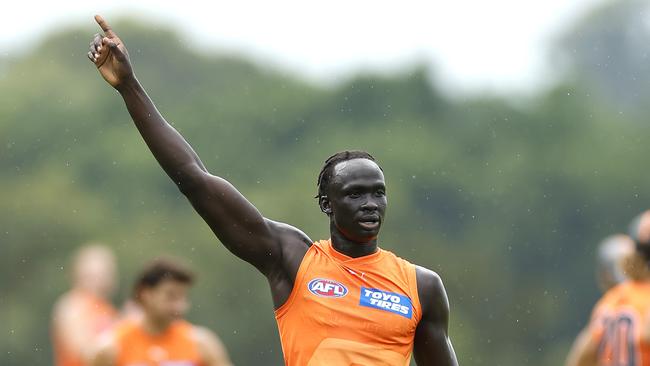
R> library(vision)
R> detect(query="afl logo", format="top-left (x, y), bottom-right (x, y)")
top-left (308, 278), bottom-right (348, 298)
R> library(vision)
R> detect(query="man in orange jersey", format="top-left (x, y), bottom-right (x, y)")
top-left (566, 211), bottom-right (650, 366)
top-left (91, 257), bottom-right (231, 366)
top-left (565, 234), bottom-right (635, 366)
top-left (52, 243), bottom-right (118, 366)
top-left (87, 15), bottom-right (457, 365)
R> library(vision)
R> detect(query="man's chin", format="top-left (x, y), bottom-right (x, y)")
top-left (351, 230), bottom-right (379, 243)
top-left (336, 223), bottom-right (380, 242)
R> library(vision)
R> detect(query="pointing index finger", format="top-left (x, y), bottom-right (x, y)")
top-left (94, 15), bottom-right (116, 37)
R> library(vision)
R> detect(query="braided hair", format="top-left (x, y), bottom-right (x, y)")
top-left (315, 150), bottom-right (381, 206)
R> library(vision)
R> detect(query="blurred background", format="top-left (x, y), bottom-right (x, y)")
top-left (3, 0), bottom-right (650, 364)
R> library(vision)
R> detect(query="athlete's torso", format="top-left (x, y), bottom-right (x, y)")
top-left (112, 319), bottom-right (203, 366)
top-left (591, 281), bottom-right (650, 366)
top-left (275, 239), bottom-right (422, 366)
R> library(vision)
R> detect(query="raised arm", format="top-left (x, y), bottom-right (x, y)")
top-left (413, 267), bottom-right (458, 366)
top-left (87, 16), bottom-right (310, 275)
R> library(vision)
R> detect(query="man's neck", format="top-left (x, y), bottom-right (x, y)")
top-left (330, 227), bottom-right (378, 258)
top-left (141, 314), bottom-right (172, 335)
top-left (74, 286), bottom-right (106, 299)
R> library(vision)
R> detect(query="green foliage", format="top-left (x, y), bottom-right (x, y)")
top-left (3, 4), bottom-right (650, 364)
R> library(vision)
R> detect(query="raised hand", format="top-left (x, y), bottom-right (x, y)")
top-left (88, 15), bottom-right (133, 89)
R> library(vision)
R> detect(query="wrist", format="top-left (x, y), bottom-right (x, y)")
top-left (116, 75), bottom-right (140, 94)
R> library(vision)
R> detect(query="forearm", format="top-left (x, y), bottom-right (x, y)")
top-left (117, 78), bottom-right (207, 189)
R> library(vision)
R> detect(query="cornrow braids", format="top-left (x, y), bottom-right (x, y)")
top-left (315, 150), bottom-right (381, 202)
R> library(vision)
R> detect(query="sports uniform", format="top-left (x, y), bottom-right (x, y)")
top-left (276, 239), bottom-right (422, 366)
top-left (589, 281), bottom-right (650, 365)
top-left (111, 320), bottom-right (203, 366)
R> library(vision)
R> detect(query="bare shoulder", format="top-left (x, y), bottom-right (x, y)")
top-left (415, 266), bottom-right (445, 297)
top-left (192, 326), bottom-right (232, 366)
top-left (265, 219), bottom-right (312, 247)
top-left (414, 265), bottom-right (449, 321)
top-left (52, 292), bottom-right (85, 326)
top-left (52, 292), bottom-right (76, 315)
top-left (192, 325), bottom-right (219, 345)
top-left (51, 294), bottom-right (68, 321)
top-left (265, 219), bottom-right (312, 264)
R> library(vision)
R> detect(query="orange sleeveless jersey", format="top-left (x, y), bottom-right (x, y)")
top-left (112, 320), bottom-right (203, 366)
top-left (275, 239), bottom-right (423, 366)
top-left (589, 281), bottom-right (650, 365)
top-left (53, 291), bottom-right (117, 366)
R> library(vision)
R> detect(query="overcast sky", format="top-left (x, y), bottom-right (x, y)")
top-left (1, 0), bottom-right (607, 95)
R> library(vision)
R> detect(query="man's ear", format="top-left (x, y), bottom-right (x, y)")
top-left (319, 196), bottom-right (332, 215)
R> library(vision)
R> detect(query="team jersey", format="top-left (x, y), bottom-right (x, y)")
top-left (275, 239), bottom-right (423, 366)
top-left (590, 281), bottom-right (650, 366)
top-left (53, 290), bottom-right (117, 366)
top-left (112, 319), bottom-right (203, 366)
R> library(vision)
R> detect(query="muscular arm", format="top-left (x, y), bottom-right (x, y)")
top-left (117, 78), bottom-right (282, 270)
top-left (87, 16), bottom-right (310, 275)
top-left (413, 267), bottom-right (458, 366)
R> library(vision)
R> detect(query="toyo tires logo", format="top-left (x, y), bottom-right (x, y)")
top-left (308, 278), bottom-right (348, 298)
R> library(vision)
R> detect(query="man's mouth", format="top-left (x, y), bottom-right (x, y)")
top-left (358, 217), bottom-right (380, 230)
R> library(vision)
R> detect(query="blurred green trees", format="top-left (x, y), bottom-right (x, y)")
top-left (3, 2), bottom-right (650, 365)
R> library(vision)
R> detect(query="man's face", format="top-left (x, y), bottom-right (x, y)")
top-left (325, 158), bottom-right (387, 242)
top-left (75, 248), bottom-right (116, 297)
top-left (140, 279), bottom-right (190, 324)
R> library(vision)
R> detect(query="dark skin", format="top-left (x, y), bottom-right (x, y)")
top-left (87, 15), bottom-right (458, 365)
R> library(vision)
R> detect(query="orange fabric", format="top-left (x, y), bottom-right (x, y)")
top-left (53, 290), bottom-right (117, 366)
top-left (590, 281), bottom-right (650, 365)
top-left (113, 320), bottom-right (203, 366)
top-left (275, 239), bottom-right (423, 366)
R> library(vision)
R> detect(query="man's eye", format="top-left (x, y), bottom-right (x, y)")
top-left (349, 192), bottom-right (361, 198)
top-left (376, 190), bottom-right (386, 196)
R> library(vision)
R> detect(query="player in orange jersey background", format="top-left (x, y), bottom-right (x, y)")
top-left (91, 257), bottom-right (231, 366)
top-left (88, 14), bottom-right (457, 365)
top-left (566, 211), bottom-right (650, 366)
top-left (565, 234), bottom-right (635, 366)
top-left (52, 243), bottom-right (118, 366)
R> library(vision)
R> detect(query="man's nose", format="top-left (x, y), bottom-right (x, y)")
top-left (361, 197), bottom-right (379, 210)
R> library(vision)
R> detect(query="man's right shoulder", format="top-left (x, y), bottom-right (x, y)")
top-left (264, 219), bottom-right (312, 278)
top-left (52, 291), bottom-right (84, 319)
top-left (265, 219), bottom-right (313, 249)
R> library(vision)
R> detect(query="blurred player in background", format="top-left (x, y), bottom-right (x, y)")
top-left (566, 211), bottom-right (650, 366)
top-left (595, 234), bottom-right (635, 292)
top-left (52, 243), bottom-right (118, 366)
top-left (91, 257), bottom-right (231, 366)
top-left (565, 234), bottom-right (634, 366)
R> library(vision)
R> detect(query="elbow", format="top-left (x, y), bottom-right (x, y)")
top-left (174, 164), bottom-right (208, 196)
